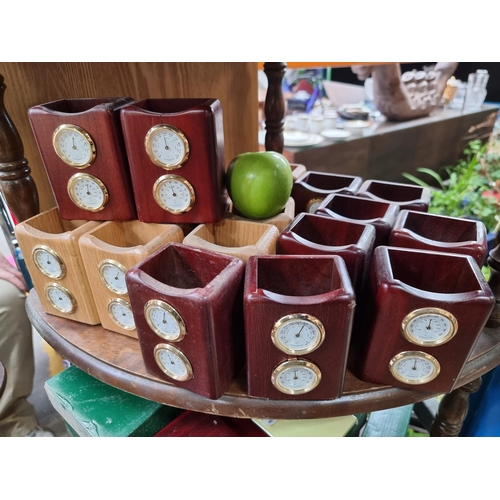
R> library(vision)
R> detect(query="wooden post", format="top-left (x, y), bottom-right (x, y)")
top-left (0, 73), bottom-right (39, 223)
top-left (263, 62), bottom-right (286, 154)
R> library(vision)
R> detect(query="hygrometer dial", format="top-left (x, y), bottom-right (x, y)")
top-left (271, 358), bottom-right (322, 395)
top-left (44, 282), bottom-right (77, 313)
top-left (67, 173), bottom-right (109, 212)
top-left (53, 124), bottom-right (96, 168)
top-left (401, 307), bottom-right (458, 347)
top-left (154, 343), bottom-right (193, 381)
top-left (145, 299), bottom-right (187, 342)
top-left (108, 298), bottom-right (136, 330)
top-left (32, 245), bottom-right (66, 280)
top-left (145, 124), bottom-right (189, 169)
top-left (271, 313), bottom-right (325, 355)
top-left (98, 259), bottom-right (128, 295)
top-left (389, 351), bottom-right (441, 385)
top-left (153, 174), bottom-right (195, 214)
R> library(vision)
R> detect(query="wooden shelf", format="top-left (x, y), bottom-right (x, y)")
top-left (26, 289), bottom-right (500, 420)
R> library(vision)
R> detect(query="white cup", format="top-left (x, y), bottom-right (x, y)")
top-left (296, 115), bottom-right (310, 132)
top-left (309, 116), bottom-right (324, 134)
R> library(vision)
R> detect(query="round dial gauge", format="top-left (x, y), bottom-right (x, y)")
top-left (52, 124), bottom-right (96, 168)
top-left (271, 359), bottom-right (322, 395)
top-left (145, 124), bottom-right (190, 169)
top-left (154, 343), bottom-right (193, 382)
top-left (271, 313), bottom-right (325, 355)
top-left (44, 282), bottom-right (76, 313)
top-left (145, 299), bottom-right (186, 342)
top-left (32, 245), bottom-right (66, 279)
top-left (153, 174), bottom-right (195, 214)
top-left (108, 298), bottom-right (136, 330)
top-left (389, 351), bottom-right (441, 385)
top-left (98, 259), bottom-right (128, 295)
top-left (306, 198), bottom-right (324, 214)
top-left (402, 308), bottom-right (458, 347)
top-left (67, 173), bottom-right (109, 212)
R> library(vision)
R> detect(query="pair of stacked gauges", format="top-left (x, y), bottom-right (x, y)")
top-left (28, 97), bottom-right (225, 224)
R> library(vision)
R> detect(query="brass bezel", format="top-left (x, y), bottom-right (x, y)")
top-left (98, 259), bottom-right (128, 295)
top-left (52, 124), bottom-right (96, 169)
top-left (67, 172), bottom-right (109, 212)
top-left (107, 298), bottom-right (136, 330)
top-left (154, 343), bottom-right (194, 382)
top-left (271, 313), bottom-right (325, 355)
top-left (306, 197), bottom-right (324, 214)
top-left (32, 245), bottom-right (66, 280)
top-left (145, 124), bottom-right (190, 170)
top-left (271, 358), bottom-right (322, 395)
top-left (145, 299), bottom-right (187, 342)
top-left (153, 174), bottom-right (195, 214)
top-left (389, 351), bottom-right (441, 385)
top-left (401, 307), bottom-right (458, 347)
top-left (44, 282), bottom-right (77, 314)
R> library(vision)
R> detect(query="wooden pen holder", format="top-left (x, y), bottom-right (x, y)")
top-left (78, 220), bottom-right (184, 338)
top-left (292, 171), bottom-right (363, 214)
top-left (244, 254), bottom-right (356, 400)
top-left (356, 179), bottom-right (431, 212)
top-left (125, 242), bottom-right (245, 400)
top-left (28, 98), bottom-right (136, 221)
top-left (388, 210), bottom-right (488, 268)
top-left (224, 197), bottom-right (295, 233)
top-left (316, 193), bottom-right (400, 247)
top-left (14, 207), bottom-right (101, 324)
top-left (354, 246), bottom-right (495, 394)
top-left (182, 218), bottom-right (279, 263)
top-left (290, 162), bottom-right (307, 181)
top-left (120, 98), bottom-right (225, 224)
top-left (277, 212), bottom-right (375, 293)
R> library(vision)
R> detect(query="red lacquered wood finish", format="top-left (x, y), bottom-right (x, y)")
top-left (244, 254), bottom-right (356, 401)
top-left (356, 179), bottom-right (431, 212)
top-left (389, 210), bottom-right (488, 267)
top-left (154, 410), bottom-right (268, 437)
top-left (316, 193), bottom-right (400, 247)
top-left (277, 212), bottom-right (375, 293)
top-left (28, 98), bottom-right (136, 221)
top-left (120, 99), bottom-right (225, 224)
top-left (125, 242), bottom-right (245, 400)
top-left (354, 246), bottom-right (495, 393)
top-left (292, 171), bottom-right (363, 214)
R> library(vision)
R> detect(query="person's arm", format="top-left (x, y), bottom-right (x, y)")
top-left (0, 253), bottom-right (26, 292)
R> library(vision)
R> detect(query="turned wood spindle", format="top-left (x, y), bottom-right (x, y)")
top-left (0, 74), bottom-right (39, 223)
top-left (430, 378), bottom-right (482, 437)
top-left (263, 62), bottom-right (286, 154)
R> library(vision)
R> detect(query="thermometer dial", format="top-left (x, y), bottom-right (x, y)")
top-left (32, 245), bottom-right (66, 279)
top-left (271, 313), bottom-right (325, 355)
top-left (67, 173), bottom-right (109, 212)
top-left (98, 259), bottom-right (128, 295)
top-left (271, 359), bottom-right (322, 395)
top-left (145, 124), bottom-right (189, 169)
top-left (108, 298), bottom-right (136, 330)
top-left (389, 351), bottom-right (441, 385)
top-left (154, 343), bottom-right (193, 381)
top-left (44, 282), bottom-right (77, 313)
top-left (145, 299), bottom-right (187, 342)
top-left (306, 197), bottom-right (324, 214)
top-left (153, 174), bottom-right (195, 214)
top-left (52, 124), bottom-right (96, 168)
top-left (402, 308), bottom-right (458, 347)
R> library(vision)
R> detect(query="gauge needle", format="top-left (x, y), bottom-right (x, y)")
top-left (412, 360), bottom-right (417, 370)
top-left (164, 136), bottom-right (169, 150)
top-left (162, 312), bottom-right (167, 324)
top-left (114, 272), bottom-right (120, 281)
top-left (169, 184), bottom-right (177, 197)
top-left (295, 324), bottom-right (305, 338)
top-left (293, 370), bottom-right (298, 380)
top-left (72, 137), bottom-right (76, 150)
top-left (426, 319), bottom-right (432, 330)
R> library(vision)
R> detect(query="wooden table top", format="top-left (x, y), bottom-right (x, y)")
top-left (26, 289), bottom-right (500, 420)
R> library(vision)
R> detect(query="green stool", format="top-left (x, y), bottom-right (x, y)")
top-left (45, 365), bottom-right (182, 437)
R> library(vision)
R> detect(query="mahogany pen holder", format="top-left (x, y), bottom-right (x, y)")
top-left (125, 242), bottom-right (245, 400)
top-left (244, 254), bottom-right (355, 400)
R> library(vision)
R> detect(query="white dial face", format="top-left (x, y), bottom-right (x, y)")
top-left (306, 198), bottom-right (324, 214)
top-left (108, 300), bottom-right (135, 330)
top-left (53, 125), bottom-right (95, 167)
top-left (153, 175), bottom-right (195, 214)
top-left (45, 284), bottom-right (76, 313)
top-left (145, 300), bottom-right (186, 341)
top-left (68, 174), bottom-right (108, 211)
top-left (272, 314), bottom-right (325, 355)
top-left (154, 344), bottom-right (193, 381)
top-left (272, 360), bottom-right (322, 395)
top-left (33, 247), bottom-right (65, 279)
top-left (99, 261), bottom-right (127, 294)
top-left (389, 351), bottom-right (440, 385)
top-left (146, 125), bottom-right (189, 168)
top-left (402, 308), bottom-right (457, 346)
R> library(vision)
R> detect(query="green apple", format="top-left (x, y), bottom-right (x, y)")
top-left (226, 151), bottom-right (293, 219)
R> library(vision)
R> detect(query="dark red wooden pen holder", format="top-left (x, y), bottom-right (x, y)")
top-left (125, 242), bottom-right (245, 400)
top-left (315, 193), bottom-right (400, 247)
top-left (244, 254), bottom-right (355, 400)
top-left (389, 210), bottom-right (488, 267)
